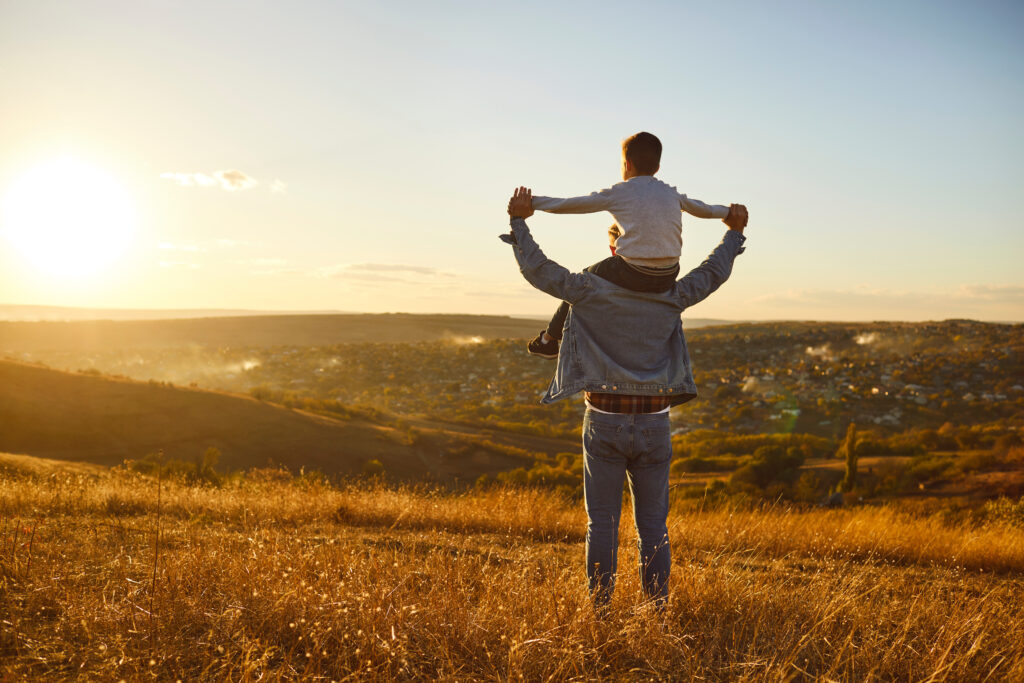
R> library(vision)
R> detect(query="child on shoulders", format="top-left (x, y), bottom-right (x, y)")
top-left (522, 131), bottom-right (745, 358)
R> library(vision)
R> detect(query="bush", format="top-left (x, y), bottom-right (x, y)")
top-left (125, 448), bottom-right (223, 486)
top-left (729, 446), bottom-right (804, 490)
top-left (671, 455), bottom-right (743, 474)
top-left (250, 385), bottom-right (283, 402)
top-left (794, 471), bottom-right (824, 503)
top-left (984, 497), bottom-right (1024, 528)
top-left (995, 432), bottom-right (1023, 453)
top-left (190, 446), bottom-right (223, 486)
top-left (906, 454), bottom-right (955, 483)
top-left (673, 431), bottom-right (832, 461)
top-left (853, 431), bottom-right (927, 457)
top-left (362, 459), bottom-right (385, 476)
top-left (952, 452), bottom-right (997, 475)
top-left (494, 463), bottom-right (580, 492)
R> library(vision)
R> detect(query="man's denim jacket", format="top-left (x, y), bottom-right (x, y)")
top-left (501, 218), bottom-right (745, 406)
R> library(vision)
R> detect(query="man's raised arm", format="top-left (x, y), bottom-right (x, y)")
top-left (502, 187), bottom-right (591, 304)
top-left (673, 208), bottom-right (748, 309)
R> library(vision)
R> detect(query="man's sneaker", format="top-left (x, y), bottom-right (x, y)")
top-left (527, 330), bottom-right (559, 359)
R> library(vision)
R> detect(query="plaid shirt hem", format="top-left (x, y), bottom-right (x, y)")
top-left (584, 392), bottom-right (672, 414)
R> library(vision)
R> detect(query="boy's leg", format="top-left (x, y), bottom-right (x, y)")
top-left (582, 408), bottom-right (629, 611)
top-left (595, 257), bottom-right (679, 293)
top-left (625, 412), bottom-right (672, 606)
top-left (545, 301), bottom-right (571, 342)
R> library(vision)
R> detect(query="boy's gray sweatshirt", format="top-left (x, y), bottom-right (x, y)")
top-left (532, 175), bottom-right (729, 267)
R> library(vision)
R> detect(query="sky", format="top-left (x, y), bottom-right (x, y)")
top-left (1, 0), bottom-right (1022, 321)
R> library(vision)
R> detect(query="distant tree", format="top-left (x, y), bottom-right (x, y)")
top-left (714, 384), bottom-right (742, 401)
top-left (839, 423), bottom-right (858, 492)
top-left (794, 471), bottom-right (823, 503)
top-left (995, 432), bottom-right (1022, 453)
top-left (955, 429), bottom-right (982, 451)
top-left (729, 445), bottom-right (804, 489)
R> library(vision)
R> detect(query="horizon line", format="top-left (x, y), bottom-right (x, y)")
top-left (0, 303), bottom-right (1019, 326)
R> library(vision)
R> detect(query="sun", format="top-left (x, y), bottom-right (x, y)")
top-left (1, 157), bottom-right (136, 277)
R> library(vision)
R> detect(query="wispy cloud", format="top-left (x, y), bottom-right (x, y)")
top-left (234, 257), bottom-right (304, 275)
top-left (316, 263), bottom-right (456, 283)
top-left (955, 284), bottom-right (1024, 302)
top-left (158, 242), bottom-right (205, 252)
top-left (216, 238), bottom-right (253, 248)
top-left (749, 284), bottom-right (1024, 320)
top-left (752, 284), bottom-right (1024, 308)
top-left (160, 169), bottom-right (258, 192)
top-left (155, 238), bottom-right (256, 254)
top-left (465, 282), bottom-right (541, 298)
top-left (270, 179), bottom-right (287, 194)
top-left (348, 263), bottom-right (453, 276)
top-left (158, 261), bottom-right (201, 270)
top-left (216, 170), bottom-right (257, 191)
top-left (160, 172), bottom-right (218, 188)
top-left (244, 258), bottom-right (289, 267)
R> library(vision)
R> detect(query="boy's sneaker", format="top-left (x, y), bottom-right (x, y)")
top-left (527, 330), bottom-right (559, 359)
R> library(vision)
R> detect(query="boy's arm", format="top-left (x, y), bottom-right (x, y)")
top-left (531, 187), bottom-right (616, 214)
top-left (679, 193), bottom-right (730, 219)
top-left (673, 227), bottom-right (746, 310)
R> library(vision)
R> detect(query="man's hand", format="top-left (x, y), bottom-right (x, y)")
top-left (507, 186), bottom-right (534, 219)
top-left (724, 203), bottom-right (748, 232)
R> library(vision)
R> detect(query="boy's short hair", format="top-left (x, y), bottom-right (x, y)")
top-left (622, 132), bottom-right (662, 175)
top-left (607, 224), bottom-right (621, 244)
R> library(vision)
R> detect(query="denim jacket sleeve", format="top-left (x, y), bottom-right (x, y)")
top-left (673, 230), bottom-right (746, 309)
top-left (499, 218), bottom-right (591, 304)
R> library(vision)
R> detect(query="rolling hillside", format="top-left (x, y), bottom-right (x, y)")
top-left (0, 360), bottom-right (545, 481)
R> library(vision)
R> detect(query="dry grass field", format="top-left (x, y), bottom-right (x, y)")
top-left (2, 454), bottom-right (1023, 681)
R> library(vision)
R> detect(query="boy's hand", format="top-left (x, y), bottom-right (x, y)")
top-left (724, 203), bottom-right (748, 231)
top-left (507, 186), bottom-right (534, 219)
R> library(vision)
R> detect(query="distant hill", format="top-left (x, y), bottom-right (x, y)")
top-left (0, 313), bottom-right (542, 352)
top-left (0, 304), bottom-right (349, 322)
top-left (0, 311), bottom-right (737, 352)
top-left (0, 303), bottom-right (738, 325)
top-left (0, 360), bottom-right (541, 480)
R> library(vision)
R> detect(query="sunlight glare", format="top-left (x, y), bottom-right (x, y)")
top-left (2, 158), bottom-right (136, 277)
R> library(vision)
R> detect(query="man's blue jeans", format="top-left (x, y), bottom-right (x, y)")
top-left (582, 407), bottom-right (672, 608)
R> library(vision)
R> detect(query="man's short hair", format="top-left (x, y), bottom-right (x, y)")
top-left (622, 132), bottom-right (662, 175)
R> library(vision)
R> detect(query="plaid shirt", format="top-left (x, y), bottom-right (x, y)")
top-left (585, 392), bottom-right (672, 414)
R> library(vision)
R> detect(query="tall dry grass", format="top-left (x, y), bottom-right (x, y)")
top-left (2, 462), bottom-right (1023, 680)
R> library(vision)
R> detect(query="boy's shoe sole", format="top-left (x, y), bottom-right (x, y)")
top-left (527, 331), bottom-right (559, 359)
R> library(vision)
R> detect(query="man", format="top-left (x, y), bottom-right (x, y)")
top-left (502, 187), bottom-right (747, 609)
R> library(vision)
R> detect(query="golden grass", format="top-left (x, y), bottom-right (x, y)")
top-left (2, 462), bottom-right (1023, 680)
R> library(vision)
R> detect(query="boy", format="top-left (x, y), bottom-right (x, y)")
top-left (520, 132), bottom-right (745, 358)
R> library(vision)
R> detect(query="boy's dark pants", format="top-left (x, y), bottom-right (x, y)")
top-left (546, 255), bottom-right (679, 341)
